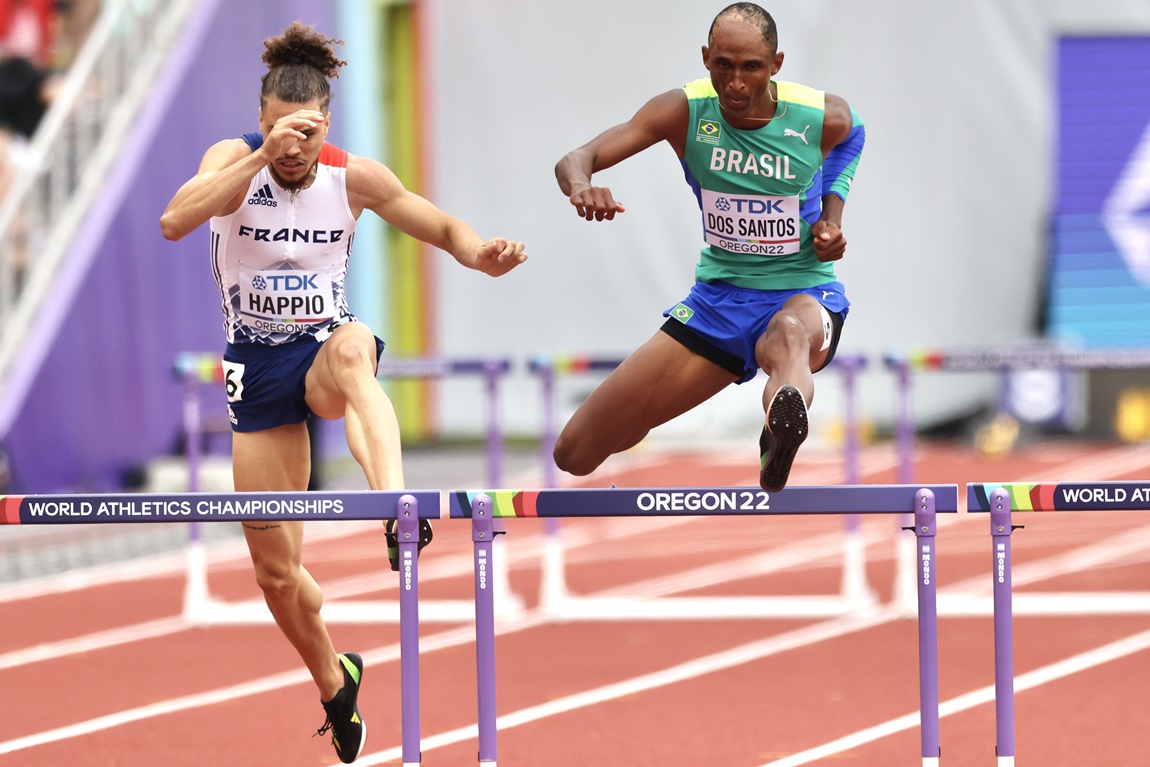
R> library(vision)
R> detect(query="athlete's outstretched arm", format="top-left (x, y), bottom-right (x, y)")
top-left (555, 89), bottom-right (689, 221)
top-left (347, 156), bottom-right (527, 277)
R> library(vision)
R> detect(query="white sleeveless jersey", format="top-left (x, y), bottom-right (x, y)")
top-left (209, 143), bottom-right (357, 345)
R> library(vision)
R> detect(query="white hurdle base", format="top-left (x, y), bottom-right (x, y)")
top-left (181, 531), bottom-right (525, 625)
top-left (184, 596), bottom-right (482, 625)
top-left (537, 525), bottom-right (880, 621)
top-left (542, 595), bottom-right (868, 620)
top-left (940, 591), bottom-right (1150, 616)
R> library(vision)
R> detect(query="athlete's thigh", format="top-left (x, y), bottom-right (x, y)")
top-left (231, 422), bottom-right (312, 492)
top-left (242, 515), bottom-right (306, 574)
top-left (567, 329), bottom-right (738, 438)
top-left (232, 423), bottom-right (310, 570)
top-left (305, 322), bottom-right (381, 419)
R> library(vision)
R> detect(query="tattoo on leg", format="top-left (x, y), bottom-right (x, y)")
top-left (243, 523), bottom-right (282, 531)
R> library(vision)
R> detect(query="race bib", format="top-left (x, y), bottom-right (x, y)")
top-left (238, 266), bottom-right (334, 334)
top-left (701, 190), bottom-right (800, 256)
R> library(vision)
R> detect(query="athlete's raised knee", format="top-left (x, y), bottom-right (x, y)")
top-left (758, 312), bottom-right (810, 365)
top-left (553, 433), bottom-right (602, 476)
top-left (328, 334), bottom-right (375, 372)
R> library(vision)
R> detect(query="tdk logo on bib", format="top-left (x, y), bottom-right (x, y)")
top-left (253, 274), bottom-right (320, 291)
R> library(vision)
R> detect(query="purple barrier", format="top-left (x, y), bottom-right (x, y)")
top-left (461, 484), bottom-right (957, 766)
top-left (884, 345), bottom-right (1150, 483)
top-left (968, 481), bottom-right (1150, 765)
top-left (0, 488), bottom-right (433, 766)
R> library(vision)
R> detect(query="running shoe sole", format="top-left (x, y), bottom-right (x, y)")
top-left (759, 384), bottom-right (808, 492)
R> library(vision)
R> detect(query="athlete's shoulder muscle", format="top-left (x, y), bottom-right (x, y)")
top-left (344, 153), bottom-right (405, 214)
top-left (822, 93), bottom-right (853, 147)
top-left (198, 137), bottom-right (253, 174)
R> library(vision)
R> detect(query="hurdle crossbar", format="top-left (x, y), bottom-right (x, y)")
top-left (968, 481), bottom-right (1150, 767)
top-left (173, 353), bottom-right (523, 624)
top-left (1, 489), bottom-right (434, 767)
top-left (454, 484), bottom-right (959, 767)
top-left (883, 344), bottom-right (1150, 486)
top-left (528, 353), bottom-right (885, 620)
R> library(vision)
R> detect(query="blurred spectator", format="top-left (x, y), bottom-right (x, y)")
top-left (0, 0), bottom-right (92, 288)
top-left (0, 54), bottom-right (52, 139)
top-left (0, 0), bottom-right (56, 69)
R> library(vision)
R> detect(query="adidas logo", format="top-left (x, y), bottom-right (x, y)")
top-left (246, 183), bottom-right (278, 207)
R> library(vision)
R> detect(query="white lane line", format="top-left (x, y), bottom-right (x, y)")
top-left (0, 525), bottom-right (865, 754)
top-left (0, 517), bottom-right (851, 671)
top-left (757, 627), bottom-right (1150, 767)
top-left (345, 610), bottom-right (901, 767)
top-left (7, 444), bottom-right (1150, 759)
top-left (0, 617), bottom-right (187, 672)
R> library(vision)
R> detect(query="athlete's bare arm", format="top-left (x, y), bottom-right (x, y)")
top-left (346, 156), bottom-right (526, 277)
top-left (555, 89), bottom-right (689, 221)
top-left (160, 109), bottom-right (324, 241)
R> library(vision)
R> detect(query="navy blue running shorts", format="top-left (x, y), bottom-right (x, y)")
top-left (660, 280), bottom-right (850, 384)
top-left (221, 334), bottom-right (385, 433)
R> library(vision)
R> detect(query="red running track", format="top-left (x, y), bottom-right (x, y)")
top-left (3, 439), bottom-right (1150, 766)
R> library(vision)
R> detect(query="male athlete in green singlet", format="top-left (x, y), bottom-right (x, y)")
top-left (553, 2), bottom-right (864, 491)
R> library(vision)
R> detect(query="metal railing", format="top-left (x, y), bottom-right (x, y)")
top-left (0, 0), bottom-right (198, 392)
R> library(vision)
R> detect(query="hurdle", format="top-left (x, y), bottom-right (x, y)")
top-left (453, 483), bottom-right (959, 766)
top-left (1, 489), bottom-right (436, 767)
top-left (527, 353), bottom-right (883, 619)
top-left (884, 346), bottom-right (1150, 620)
top-left (967, 482), bottom-right (1150, 766)
top-left (172, 352), bottom-right (522, 624)
top-left (884, 344), bottom-right (1150, 485)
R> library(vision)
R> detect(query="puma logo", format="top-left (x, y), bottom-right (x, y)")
top-left (784, 125), bottom-right (810, 145)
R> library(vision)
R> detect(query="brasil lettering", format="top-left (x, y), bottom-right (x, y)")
top-left (709, 148), bottom-right (796, 179)
top-left (24, 498), bottom-right (345, 518)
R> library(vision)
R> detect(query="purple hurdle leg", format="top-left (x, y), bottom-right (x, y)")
top-left (483, 363), bottom-right (503, 488)
top-left (896, 359), bottom-right (915, 485)
top-left (843, 356), bottom-right (861, 531)
top-left (181, 369), bottom-right (207, 623)
top-left (183, 370), bottom-right (202, 495)
top-left (914, 488), bottom-right (941, 765)
top-left (472, 494), bottom-right (498, 765)
top-left (540, 361), bottom-right (557, 490)
top-left (483, 363), bottom-right (508, 550)
top-left (990, 488), bottom-right (1016, 766)
top-left (397, 494), bottom-right (423, 765)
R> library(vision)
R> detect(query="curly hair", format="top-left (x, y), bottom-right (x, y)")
top-left (708, 3), bottom-right (778, 51)
top-left (260, 22), bottom-right (347, 111)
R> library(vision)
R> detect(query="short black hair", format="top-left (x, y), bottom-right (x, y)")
top-left (708, 3), bottom-right (778, 50)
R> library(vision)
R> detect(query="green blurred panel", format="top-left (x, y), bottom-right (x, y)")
top-left (381, 0), bottom-right (434, 441)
